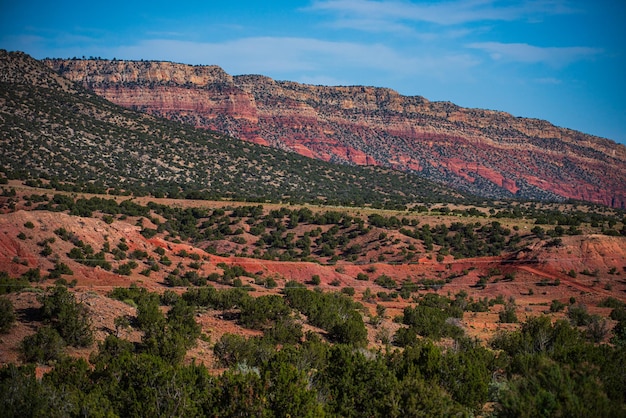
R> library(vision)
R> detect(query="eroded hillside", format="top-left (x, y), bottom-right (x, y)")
top-left (46, 58), bottom-right (626, 207)
top-left (0, 50), bottom-right (470, 207)
top-left (2, 185), bottom-right (625, 355)
top-left (1, 185), bottom-right (626, 415)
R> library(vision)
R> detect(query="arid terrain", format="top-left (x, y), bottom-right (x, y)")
top-left (2, 50), bottom-right (626, 416)
top-left (2, 183), bottom-right (625, 371)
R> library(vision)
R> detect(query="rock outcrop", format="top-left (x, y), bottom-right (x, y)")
top-left (45, 59), bottom-right (626, 207)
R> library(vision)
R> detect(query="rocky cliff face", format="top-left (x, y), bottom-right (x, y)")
top-left (45, 59), bottom-right (626, 207)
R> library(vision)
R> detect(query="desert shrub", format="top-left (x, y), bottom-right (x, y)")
top-left (610, 307), bottom-right (626, 322)
top-left (466, 297), bottom-right (490, 312)
top-left (182, 286), bottom-right (251, 310)
top-left (21, 268), bottom-right (41, 282)
top-left (263, 317), bottom-right (303, 345)
top-left (140, 228), bottom-right (157, 238)
top-left (611, 320), bottom-right (626, 346)
top-left (316, 344), bottom-right (402, 416)
top-left (159, 255), bottom-right (172, 266)
top-left (218, 263), bottom-right (255, 282)
top-left (567, 303), bottom-right (592, 326)
top-left (0, 297), bottom-right (16, 333)
top-left (0, 272), bottom-right (29, 295)
top-left (401, 304), bottom-right (464, 341)
top-left (20, 326), bottom-right (66, 363)
top-left (598, 297), bottom-right (625, 309)
top-left (374, 274), bottom-right (397, 289)
top-left (495, 357), bottom-right (618, 417)
top-left (491, 316), bottom-right (579, 357)
top-left (107, 283), bottom-right (155, 307)
top-left (130, 249), bottom-right (148, 260)
top-left (240, 295), bottom-right (291, 330)
top-left (160, 290), bottom-right (180, 306)
top-left (114, 261), bottom-right (138, 276)
top-left (153, 300), bottom-right (201, 364)
top-left (117, 240), bottom-right (129, 252)
top-left (111, 247), bottom-right (126, 260)
top-left (38, 285), bottom-right (93, 347)
top-left (182, 286), bottom-right (218, 307)
top-left (499, 302), bottom-right (518, 324)
top-left (264, 277), bottom-right (278, 289)
top-left (393, 326), bottom-right (419, 347)
top-left (284, 282), bottom-right (367, 346)
top-left (329, 310), bottom-right (368, 345)
top-left (549, 299), bottom-right (566, 313)
top-left (48, 262), bottom-right (73, 279)
top-left (341, 287), bottom-right (355, 296)
top-left (214, 334), bottom-right (270, 368)
top-left (183, 270), bottom-right (206, 286)
top-left (136, 297), bottom-right (200, 364)
top-left (40, 244), bottom-right (53, 257)
top-left (586, 316), bottom-right (609, 343)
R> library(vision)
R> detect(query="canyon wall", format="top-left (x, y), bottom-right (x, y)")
top-left (46, 59), bottom-right (626, 207)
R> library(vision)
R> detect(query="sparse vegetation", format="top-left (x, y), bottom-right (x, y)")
top-left (0, 50), bottom-right (625, 416)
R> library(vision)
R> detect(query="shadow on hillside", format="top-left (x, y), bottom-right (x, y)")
top-left (17, 306), bottom-right (43, 323)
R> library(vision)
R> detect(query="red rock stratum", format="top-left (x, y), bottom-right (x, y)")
top-left (46, 59), bottom-right (626, 207)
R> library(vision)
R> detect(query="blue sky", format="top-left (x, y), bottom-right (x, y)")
top-left (1, 1), bottom-right (625, 144)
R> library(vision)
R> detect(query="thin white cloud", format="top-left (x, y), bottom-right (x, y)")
top-left (329, 17), bottom-right (415, 34)
top-left (115, 37), bottom-right (395, 73)
top-left (467, 42), bottom-right (602, 67)
top-left (145, 31), bottom-right (187, 38)
top-left (305, 0), bottom-right (577, 28)
top-left (108, 37), bottom-right (480, 81)
top-left (534, 77), bottom-right (562, 84)
top-left (3, 32), bottom-right (480, 85)
top-left (1, 34), bottom-right (46, 51)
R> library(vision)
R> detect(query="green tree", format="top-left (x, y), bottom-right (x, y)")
top-left (139, 298), bottom-right (200, 364)
top-left (499, 301), bottom-right (518, 324)
top-left (38, 285), bottom-right (93, 347)
top-left (0, 297), bottom-right (15, 333)
top-left (264, 317), bottom-right (303, 345)
top-left (496, 356), bottom-right (619, 417)
top-left (214, 369), bottom-right (268, 416)
top-left (397, 375), bottom-right (468, 417)
top-left (317, 345), bottom-right (400, 417)
top-left (440, 342), bottom-right (493, 410)
top-left (263, 358), bottom-right (324, 417)
top-left (567, 303), bottom-right (592, 326)
top-left (329, 311), bottom-right (368, 346)
top-left (239, 294), bottom-right (291, 330)
top-left (20, 326), bottom-right (66, 363)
